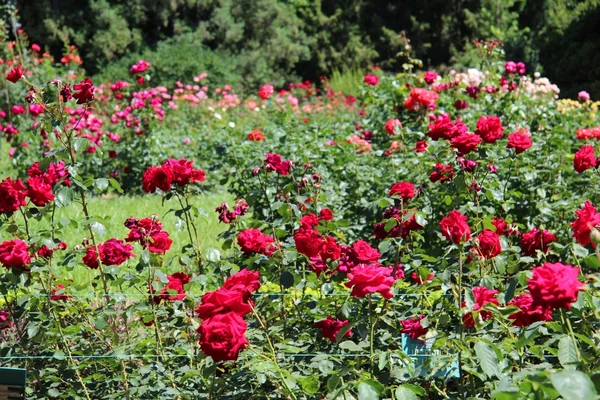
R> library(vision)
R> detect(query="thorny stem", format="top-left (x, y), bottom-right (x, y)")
top-left (175, 192), bottom-right (203, 272)
top-left (457, 246), bottom-right (465, 400)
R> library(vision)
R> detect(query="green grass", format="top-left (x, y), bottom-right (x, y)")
top-left (329, 67), bottom-right (364, 96)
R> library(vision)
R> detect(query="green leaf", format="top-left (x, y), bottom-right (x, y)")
top-left (558, 335), bottom-right (578, 368)
top-left (550, 370), bottom-right (597, 400)
top-left (48, 388), bottom-right (60, 397)
top-left (474, 341), bottom-right (500, 378)
top-left (95, 317), bottom-right (108, 330)
top-left (358, 381), bottom-right (380, 400)
top-left (205, 248), bottom-right (221, 262)
top-left (55, 187), bottom-right (74, 208)
top-left (94, 178), bottom-right (109, 191)
top-left (27, 323), bottom-right (40, 339)
top-left (572, 243), bottom-right (589, 258)
top-left (327, 375), bottom-right (341, 391)
top-left (299, 376), bottom-right (320, 394)
top-left (108, 178), bottom-right (124, 193)
top-left (90, 221), bottom-right (107, 237)
top-left (395, 386), bottom-right (418, 400)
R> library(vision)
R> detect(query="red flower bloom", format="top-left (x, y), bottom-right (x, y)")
top-left (315, 316), bottom-right (352, 342)
top-left (320, 236), bottom-right (341, 261)
top-left (0, 239), bottom-right (31, 269)
top-left (364, 74), bottom-right (379, 86)
top-left (414, 140), bottom-right (428, 152)
top-left (423, 71), bottom-right (439, 84)
top-left (344, 264), bottom-right (394, 299)
top-left (264, 153), bottom-right (291, 175)
top-left (384, 119), bottom-right (402, 135)
top-left (158, 272), bottom-right (190, 302)
top-left (440, 211), bottom-right (471, 244)
top-left (196, 288), bottom-right (252, 320)
top-left (573, 145), bottom-right (597, 173)
top-left (248, 129), bottom-right (265, 141)
top-left (450, 133), bottom-right (482, 155)
top-left (571, 201), bottom-right (600, 247)
top-left (475, 116), bottom-right (504, 143)
top-left (0, 177), bottom-right (27, 214)
top-left (198, 312), bottom-right (248, 362)
top-left (258, 84), bottom-right (274, 100)
top-left (165, 158), bottom-right (206, 186)
top-left (6, 65), bottom-right (24, 83)
top-left (98, 239), bottom-right (135, 266)
top-left (50, 284), bottom-right (72, 302)
top-left (429, 163), bottom-right (455, 183)
top-left (410, 272), bottom-right (434, 284)
top-left (404, 88), bottom-right (438, 110)
top-left (26, 176), bottom-right (54, 207)
top-left (222, 269), bottom-right (261, 302)
top-left (507, 131), bottom-right (532, 154)
top-left (237, 229), bottom-right (275, 256)
top-left (388, 182), bottom-right (416, 201)
top-left (294, 226), bottom-right (322, 259)
top-left (148, 231), bottom-right (173, 254)
top-left (82, 246), bottom-right (99, 269)
top-left (351, 240), bottom-right (381, 264)
top-left (520, 228), bottom-right (556, 256)
top-left (427, 114), bottom-right (466, 141)
top-left (142, 165), bottom-right (173, 193)
top-left (508, 293), bottom-right (553, 327)
top-left (130, 60), bottom-right (151, 75)
top-left (11, 105), bottom-right (25, 115)
top-left (528, 262), bottom-right (583, 309)
top-left (475, 229), bottom-right (502, 259)
top-left (400, 315), bottom-right (428, 340)
top-left (72, 78), bottom-right (95, 104)
top-left (319, 208), bottom-right (334, 221)
top-left (0, 310), bottom-right (12, 330)
top-left (463, 286), bottom-right (499, 328)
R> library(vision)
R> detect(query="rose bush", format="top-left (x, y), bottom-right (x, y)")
top-left (1, 31), bottom-right (600, 400)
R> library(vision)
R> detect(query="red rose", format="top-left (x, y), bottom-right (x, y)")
top-left (400, 315), bottom-right (428, 340)
top-left (237, 229), bottom-right (276, 256)
top-left (198, 312), bottom-right (248, 362)
top-left (0, 239), bottom-right (31, 269)
top-left (507, 131), bottom-right (532, 154)
top-left (450, 133), bottom-right (482, 155)
top-left (166, 158), bottom-right (206, 186)
top-left (410, 272), bottom-right (434, 285)
top-left (26, 176), bottom-right (54, 207)
top-left (248, 129), bottom-right (265, 141)
top-left (258, 84), bottom-right (274, 100)
top-left (508, 293), bottom-right (553, 327)
top-left (388, 182), bottom-right (416, 201)
top-left (429, 163), bottom-right (455, 183)
top-left (414, 140), bottom-right (428, 152)
top-left (320, 236), bottom-right (341, 261)
top-left (476, 229), bottom-right (502, 259)
top-left (427, 114), bottom-right (466, 140)
top-left (300, 214), bottom-right (319, 228)
top-left (264, 153), bottom-right (291, 176)
top-left (294, 226), bottom-right (322, 258)
top-left (0, 310), bottom-right (12, 330)
top-left (404, 88), bottom-right (438, 110)
top-left (351, 240), bottom-right (381, 264)
top-left (315, 316), bottom-right (352, 342)
top-left (142, 165), bottom-right (173, 193)
top-left (319, 208), bottom-right (334, 221)
top-left (0, 177), bottom-right (27, 213)
top-left (364, 74), bottom-right (379, 86)
top-left (222, 269), bottom-right (261, 301)
top-left (148, 231), bottom-right (173, 254)
top-left (11, 105), bottom-right (25, 115)
top-left (571, 201), bottom-right (600, 247)
top-left (50, 284), bottom-right (72, 302)
top-left (573, 145), bottom-right (597, 173)
top-left (462, 286), bottom-right (498, 328)
top-left (98, 239), bottom-right (135, 266)
top-left (344, 264), bottom-right (394, 299)
top-left (384, 119), bottom-right (401, 135)
top-left (82, 246), bottom-right (99, 269)
top-left (440, 211), bottom-right (471, 244)
top-left (528, 262), bottom-right (583, 309)
top-left (520, 228), bottom-right (556, 256)
top-left (475, 116), bottom-right (504, 143)
top-left (6, 65), bottom-right (25, 83)
top-left (423, 71), bottom-right (439, 84)
top-left (73, 78), bottom-right (95, 104)
top-left (158, 272), bottom-right (190, 302)
top-left (196, 288), bottom-right (252, 320)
